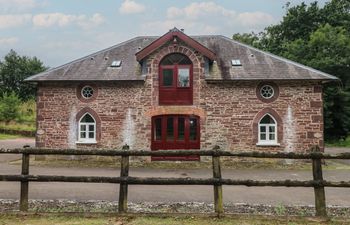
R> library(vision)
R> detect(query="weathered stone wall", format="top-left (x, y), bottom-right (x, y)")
top-left (36, 42), bottom-right (324, 153)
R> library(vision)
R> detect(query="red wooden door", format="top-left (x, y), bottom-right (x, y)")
top-left (151, 115), bottom-right (200, 161)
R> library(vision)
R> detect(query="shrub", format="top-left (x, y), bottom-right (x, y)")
top-left (0, 92), bottom-right (21, 124)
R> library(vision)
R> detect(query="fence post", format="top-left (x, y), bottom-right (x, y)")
top-left (118, 144), bottom-right (130, 213)
top-left (20, 152), bottom-right (30, 211)
top-left (312, 145), bottom-right (327, 217)
top-left (212, 145), bottom-right (223, 216)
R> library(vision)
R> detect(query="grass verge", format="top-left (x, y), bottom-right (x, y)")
top-left (326, 136), bottom-right (350, 148)
top-left (0, 133), bottom-right (23, 140)
top-left (0, 213), bottom-right (349, 225)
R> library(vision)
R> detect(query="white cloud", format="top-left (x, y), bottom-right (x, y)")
top-left (0, 14), bottom-right (32, 29)
top-left (0, 0), bottom-right (47, 13)
top-left (145, 2), bottom-right (276, 35)
top-left (0, 37), bottom-right (19, 45)
top-left (119, 0), bottom-right (145, 14)
top-left (32, 13), bottom-right (105, 29)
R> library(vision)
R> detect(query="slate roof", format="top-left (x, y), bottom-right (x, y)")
top-left (26, 34), bottom-right (338, 82)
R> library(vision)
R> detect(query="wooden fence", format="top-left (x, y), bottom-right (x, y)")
top-left (1, 145), bottom-right (350, 217)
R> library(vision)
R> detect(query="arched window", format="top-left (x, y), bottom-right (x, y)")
top-left (78, 113), bottom-right (96, 143)
top-left (159, 53), bottom-right (193, 105)
top-left (258, 114), bottom-right (277, 145)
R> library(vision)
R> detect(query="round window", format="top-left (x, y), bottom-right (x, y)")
top-left (81, 86), bottom-right (94, 99)
top-left (260, 85), bottom-right (274, 99)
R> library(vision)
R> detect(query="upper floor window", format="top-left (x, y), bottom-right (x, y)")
top-left (78, 113), bottom-right (96, 143)
top-left (258, 114), bottom-right (277, 145)
top-left (159, 53), bottom-right (193, 105)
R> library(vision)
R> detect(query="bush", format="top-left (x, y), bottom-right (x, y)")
top-left (0, 92), bottom-right (21, 124)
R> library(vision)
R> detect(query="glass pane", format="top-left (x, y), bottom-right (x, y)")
top-left (154, 118), bottom-right (162, 140)
top-left (161, 53), bottom-right (191, 65)
top-left (260, 115), bottom-right (275, 124)
top-left (88, 132), bottom-right (94, 139)
top-left (178, 117), bottom-right (185, 140)
top-left (162, 69), bottom-right (173, 86)
top-left (178, 68), bottom-right (190, 87)
top-left (260, 133), bottom-right (266, 140)
top-left (81, 114), bottom-right (95, 123)
top-left (269, 126), bottom-right (275, 133)
top-left (166, 117), bottom-right (174, 141)
top-left (260, 126), bottom-right (266, 133)
top-left (88, 125), bottom-right (94, 132)
top-left (189, 118), bottom-right (197, 141)
top-left (269, 133), bottom-right (275, 140)
top-left (80, 125), bottom-right (86, 132)
top-left (80, 132), bottom-right (86, 139)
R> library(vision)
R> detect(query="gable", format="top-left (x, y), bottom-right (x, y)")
top-left (135, 28), bottom-right (216, 62)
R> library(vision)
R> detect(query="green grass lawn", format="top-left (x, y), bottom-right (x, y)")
top-left (0, 214), bottom-right (348, 225)
top-left (0, 133), bottom-right (23, 140)
top-left (326, 136), bottom-right (350, 148)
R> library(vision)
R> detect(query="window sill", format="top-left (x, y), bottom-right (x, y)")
top-left (76, 140), bottom-right (97, 144)
top-left (256, 142), bottom-right (280, 147)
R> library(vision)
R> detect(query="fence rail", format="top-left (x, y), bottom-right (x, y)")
top-left (1, 145), bottom-right (350, 216)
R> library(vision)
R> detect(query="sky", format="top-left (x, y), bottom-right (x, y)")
top-left (0, 0), bottom-right (329, 68)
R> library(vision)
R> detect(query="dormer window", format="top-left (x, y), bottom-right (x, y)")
top-left (159, 53), bottom-right (193, 105)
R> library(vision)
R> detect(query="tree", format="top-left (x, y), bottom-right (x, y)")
top-left (232, 0), bottom-right (350, 140)
top-left (0, 92), bottom-right (21, 124)
top-left (0, 50), bottom-right (47, 100)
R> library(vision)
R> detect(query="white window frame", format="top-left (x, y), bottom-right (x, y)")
top-left (77, 113), bottom-right (97, 144)
top-left (257, 114), bottom-right (279, 146)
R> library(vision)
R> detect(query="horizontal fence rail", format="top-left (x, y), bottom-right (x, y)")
top-left (2, 148), bottom-right (350, 159)
top-left (1, 145), bottom-right (350, 217)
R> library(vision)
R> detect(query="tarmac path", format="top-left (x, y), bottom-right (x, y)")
top-left (0, 138), bottom-right (350, 206)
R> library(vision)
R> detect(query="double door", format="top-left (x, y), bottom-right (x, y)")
top-left (151, 115), bottom-right (200, 160)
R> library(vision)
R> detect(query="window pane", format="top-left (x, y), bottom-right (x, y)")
top-left (178, 68), bottom-right (190, 87)
top-left (166, 117), bottom-right (174, 141)
top-left (178, 117), bottom-right (185, 140)
top-left (80, 132), bottom-right (86, 139)
top-left (260, 115), bottom-right (275, 124)
top-left (189, 118), bottom-right (197, 141)
top-left (269, 126), bottom-right (275, 133)
top-left (269, 133), bottom-right (275, 140)
top-left (162, 69), bottom-right (173, 86)
top-left (88, 125), bottom-right (94, 132)
top-left (80, 125), bottom-right (86, 132)
top-left (88, 132), bottom-right (94, 139)
top-left (260, 133), bottom-right (266, 140)
top-left (260, 126), bottom-right (266, 133)
top-left (81, 114), bottom-right (94, 123)
top-left (154, 118), bottom-right (162, 140)
top-left (161, 53), bottom-right (191, 65)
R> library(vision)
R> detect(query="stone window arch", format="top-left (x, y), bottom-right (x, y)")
top-left (253, 108), bottom-right (282, 146)
top-left (76, 107), bottom-right (101, 143)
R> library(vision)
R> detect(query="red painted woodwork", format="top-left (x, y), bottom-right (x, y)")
top-left (151, 115), bottom-right (200, 161)
top-left (159, 64), bottom-right (193, 105)
top-left (135, 28), bottom-right (216, 61)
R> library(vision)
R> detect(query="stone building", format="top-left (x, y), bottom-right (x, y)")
top-left (26, 28), bottom-right (337, 160)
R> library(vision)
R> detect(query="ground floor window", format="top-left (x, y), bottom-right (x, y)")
top-left (258, 114), bottom-right (277, 145)
top-left (78, 113), bottom-right (96, 143)
top-left (151, 115), bottom-right (200, 160)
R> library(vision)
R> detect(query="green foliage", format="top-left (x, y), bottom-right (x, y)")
top-left (233, 0), bottom-right (350, 140)
top-left (0, 50), bottom-right (47, 101)
top-left (0, 92), bottom-right (21, 124)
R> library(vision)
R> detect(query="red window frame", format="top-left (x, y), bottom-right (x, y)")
top-left (151, 115), bottom-right (200, 161)
top-left (159, 64), bottom-right (193, 105)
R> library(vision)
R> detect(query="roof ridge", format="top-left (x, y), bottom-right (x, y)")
top-left (217, 35), bottom-right (338, 80)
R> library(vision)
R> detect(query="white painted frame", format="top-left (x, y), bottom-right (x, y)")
top-left (77, 113), bottom-right (96, 144)
top-left (257, 114), bottom-right (279, 146)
